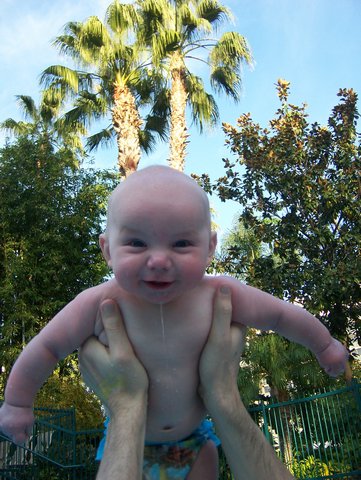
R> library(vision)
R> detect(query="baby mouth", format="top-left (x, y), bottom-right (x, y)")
top-left (145, 281), bottom-right (173, 290)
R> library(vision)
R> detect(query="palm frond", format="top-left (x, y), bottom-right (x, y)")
top-left (52, 22), bottom-right (82, 57)
top-left (186, 74), bottom-right (219, 130)
top-left (139, 129), bottom-right (157, 154)
top-left (54, 117), bottom-right (87, 137)
top-left (40, 66), bottom-right (96, 98)
top-left (151, 30), bottom-right (180, 65)
top-left (64, 92), bottom-right (108, 128)
top-left (54, 18), bottom-right (111, 67)
top-left (0, 118), bottom-right (31, 136)
top-left (137, 0), bottom-right (172, 44)
top-left (41, 88), bottom-right (64, 109)
top-left (15, 95), bottom-right (38, 120)
top-left (196, 0), bottom-right (231, 28)
top-left (79, 16), bottom-right (112, 65)
top-left (128, 70), bottom-right (155, 104)
top-left (40, 89), bottom-right (65, 123)
top-left (106, 1), bottom-right (141, 37)
top-left (210, 31), bottom-right (253, 69)
top-left (111, 44), bottom-right (142, 77)
top-left (86, 127), bottom-right (114, 151)
top-left (144, 112), bottom-right (169, 142)
top-left (209, 32), bottom-right (252, 101)
top-left (52, 34), bottom-right (81, 62)
top-left (62, 21), bottom-right (83, 38)
top-left (150, 86), bottom-right (171, 118)
top-left (178, 3), bottom-right (212, 38)
top-left (40, 66), bottom-right (81, 94)
top-left (210, 66), bottom-right (242, 101)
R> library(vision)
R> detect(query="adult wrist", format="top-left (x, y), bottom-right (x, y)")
top-left (107, 390), bottom-right (148, 421)
top-left (202, 385), bottom-right (240, 417)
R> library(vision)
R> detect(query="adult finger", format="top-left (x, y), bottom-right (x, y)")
top-left (211, 285), bottom-right (246, 357)
top-left (79, 336), bottom-right (106, 373)
top-left (78, 336), bottom-right (107, 390)
top-left (207, 285), bottom-right (233, 346)
top-left (79, 335), bottom-right (105, 364)
top-left (100, 299), bottom-right (135, 359)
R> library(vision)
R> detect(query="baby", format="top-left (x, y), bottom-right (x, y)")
top-left (0, 165), bottom-right (348, 479)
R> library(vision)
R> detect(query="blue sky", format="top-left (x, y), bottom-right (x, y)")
top-left (1, 0), bottom-right (360, 240)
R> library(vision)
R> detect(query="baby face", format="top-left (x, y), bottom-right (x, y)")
top-left (100, 168), bottom-right (217, 304)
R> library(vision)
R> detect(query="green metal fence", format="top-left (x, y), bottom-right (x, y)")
top-left (246, 379), bottom-right (361, 480)
top-left (0, 407), bottom-right (101, 479)
top-left (1, 380), bottom-right (360, 479)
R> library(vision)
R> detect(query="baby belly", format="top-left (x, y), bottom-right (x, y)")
top-left (144, 374), bottom-right (207, 443)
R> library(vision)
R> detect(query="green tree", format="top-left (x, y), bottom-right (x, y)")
top-left (0, 135), bottom-right (116, 389)
top-left (214, 220), bottom-right (262, 279)
top-left (139, 0), bottom-right (252, 170)
top-left (41, 3), bottom-right (166, 177)
top-left (1, 91), bottom-right (86, 168)
top-left (204, 81), bottom-right (361, 348)
top-left (219, 221), bottom-right (331, 399)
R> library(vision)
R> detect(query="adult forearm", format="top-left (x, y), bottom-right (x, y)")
top-left (204, 392), bottom-right (295, 480)
top-left (96, 392), bottom-right (147, 480)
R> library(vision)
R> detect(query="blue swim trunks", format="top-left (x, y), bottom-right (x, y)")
top-left (96, 418), bottom-right (220, 479)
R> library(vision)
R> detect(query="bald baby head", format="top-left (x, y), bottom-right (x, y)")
top-left (106, 165), bottom-right (212, 233)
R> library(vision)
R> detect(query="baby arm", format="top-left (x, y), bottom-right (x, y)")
top-left (226, 278), bottom-right (348, 377)
top-left (0, 289), bottom-right (98, 444)
top-left (0, 337), bottom-right (61, 444)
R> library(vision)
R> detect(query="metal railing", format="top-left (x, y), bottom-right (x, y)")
top-left (1, 380), bottom-right (360, 479)
top-left (247, 379), bottom-right (361, 479)
top-left (0, 407), bottom-right (101, 479)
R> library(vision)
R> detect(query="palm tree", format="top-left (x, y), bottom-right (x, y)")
top-left (41, 3), bottom-right (167, 177)
top-left (0, 91), bottom-right (86, 168)
top-left (138, 0), bottom-right (253, 170)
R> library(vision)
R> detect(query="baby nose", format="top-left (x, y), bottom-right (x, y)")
top-left (147, 251), bottom-right (172, 271)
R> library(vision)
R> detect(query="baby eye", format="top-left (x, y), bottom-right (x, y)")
top-left (127, 239), bottom-right (146, 248)
top-left (174, 240), bottom-right (192, 248)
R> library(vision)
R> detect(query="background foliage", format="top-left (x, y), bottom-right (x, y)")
top-left (200, 81), bottom-right (360, 399)
top-left (201, 81), bottom-right (360, 341)
top-left (0, 135), bottom-right (117, 414)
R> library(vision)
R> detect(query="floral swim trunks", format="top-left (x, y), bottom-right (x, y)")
top-left (96, 418), bottom-right (220, 480)
top-left (143, 419), bottom-right (220, 479)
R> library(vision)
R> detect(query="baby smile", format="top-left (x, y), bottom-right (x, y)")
top-left (144, 281), bottom-right (174, 290)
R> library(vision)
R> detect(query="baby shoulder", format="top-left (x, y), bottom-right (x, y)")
top-left (205, 275), bottom-right (246, 295)
top-left (74, 279), bottom-right (120, 303)
top-left (205, 276), bottom-right (277, 326)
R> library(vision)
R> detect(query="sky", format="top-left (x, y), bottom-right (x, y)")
top-left (1, 0), bottom-right (360, 241)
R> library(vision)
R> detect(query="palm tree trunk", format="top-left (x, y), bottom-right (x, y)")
top-left (169, 50), bottom-right (188, 172)
top-left (112, 81), bottom-right (142, 177)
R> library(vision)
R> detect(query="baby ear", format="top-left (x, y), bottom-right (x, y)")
top-left (99, 234), bottom-right (112, 267)
top-left (207, 231), bottom-right (218, 263)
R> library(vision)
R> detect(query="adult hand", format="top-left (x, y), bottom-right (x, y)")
top-left (79, 300), bottom-right (148, 480)
top-left (79, 299), bottom-right (148, 414)
top-left (198, 285), bottom-right (295, 480)
top-left (198, 285), bottom-right (246, 406)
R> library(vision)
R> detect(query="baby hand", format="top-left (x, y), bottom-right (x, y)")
top-left (0, 402), bottom-right (34, 445)
top-left (316, 338), bottom-right (349, 377)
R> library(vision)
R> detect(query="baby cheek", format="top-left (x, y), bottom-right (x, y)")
top-left (112, 262), bottom-right (135, 290)
top-left (183, 258), bottom-right (208, 280)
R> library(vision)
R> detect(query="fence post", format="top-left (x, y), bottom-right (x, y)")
top-left (261, 399), bottom-right (270, 442)
top-left (350, 378), bottom-right (361, 412)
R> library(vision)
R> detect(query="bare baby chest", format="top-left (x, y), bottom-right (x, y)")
top-left (120, 294), bottom-right (214, 441)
